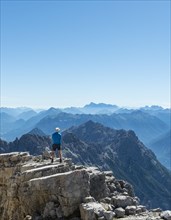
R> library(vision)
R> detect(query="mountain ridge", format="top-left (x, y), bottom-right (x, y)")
top-left (1, 103), bottom-right (170, 172)
top-left (0, 121), bottom-right (170, 210)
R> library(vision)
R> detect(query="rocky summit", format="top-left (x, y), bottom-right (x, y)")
top-left (1, 120), bottom-right (171, 210)
top-left (0, 152), bottom-right (171, 220)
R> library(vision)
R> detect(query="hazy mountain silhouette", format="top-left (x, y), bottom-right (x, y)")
top-left (16, 109), bottom-right (37, 120)
top-left (0, 107), bottom-right (34, 117)
top-left (148, 131), bottom-right (171, 169)
top-left (34, 110), bottom-right (168, 144)
top-left (0, 104), bottom-right (170, 145)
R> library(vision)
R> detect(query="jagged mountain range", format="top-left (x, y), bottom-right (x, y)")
top-left (1, 103), bottom-right (170, 170)
top-left (1, 103), bottom-right (170, 116)
top-left (1, 104), bottom-right (170, 143)
top-left (63, 121), bottom-right (171, 210)
top-left (0, 121), bottom-right (171, 210)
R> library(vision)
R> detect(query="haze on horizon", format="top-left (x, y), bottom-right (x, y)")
top-left (1, 1), bottom-right (170, 109)
top-left (0, 102), bottom-right (170, 111)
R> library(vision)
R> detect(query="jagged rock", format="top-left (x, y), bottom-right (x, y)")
top-left (112, 195), bottom-right (139, 208)
top-left (19, 169), bottom-right (90, 218)
top-left (103, 210), bottom-right (115, 220)
top-left (160, 210), bottom-right (171, 220)
top-left (152, 208), bottom-right (163, 212)
top-left (89, 169), bottom-right (110, 201)
top-left (83, 196), bottom-right (96, 203)
top-left (100, 202), bottom-right (113, 212)
top-left (0, 152), bottom-right (170, 220)
top-left (80, 202), bottom-right (105, 220)
top-left (42, 147), bottom-right (51, 160)
top-left (108, 183), bottom-right (116, 193)
top-left (103, 171), bottom-right (114, 177)
top-left (0, 152), bottom-right (89, 219)
top-left (115, 207), bottom-right (125, 217)
top-left (100, 197), bottom-right (112, 204)
top-left (136, 205), bottom-right (147, 213)
top-left (125, 205), bottom-right (137, 215)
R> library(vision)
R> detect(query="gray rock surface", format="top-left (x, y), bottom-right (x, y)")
top-left (0, 152), bottom-right (170, 220)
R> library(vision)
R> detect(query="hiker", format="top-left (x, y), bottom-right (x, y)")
top-left (51, 127), bottom-right (62, 163)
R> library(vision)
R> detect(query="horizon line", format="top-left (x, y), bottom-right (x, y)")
top-left (0, 102), bottom-right (170, 110)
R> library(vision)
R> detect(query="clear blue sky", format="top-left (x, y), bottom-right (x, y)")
top-left (1, 0), bottom-right (170, 109)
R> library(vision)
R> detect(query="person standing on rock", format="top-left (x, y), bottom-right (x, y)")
top-left (51, 127), bottom-right (62, 163)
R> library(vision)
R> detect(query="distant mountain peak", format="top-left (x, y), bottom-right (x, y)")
top-left (141, 105), bottom-right (164, 111)
top-left (27, 128), bottom-right (47, 137)
top-left (84, 102), bottom-right (118, 109)
top-left (47, 107), bottom-right (61, 113)
top-left (78, 120), bottom-right (109, 131)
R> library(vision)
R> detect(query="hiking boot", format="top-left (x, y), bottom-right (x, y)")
top-left (51, 158), bottom-right (54, 163)
top-left (60, 158), bottom-right (62, 163)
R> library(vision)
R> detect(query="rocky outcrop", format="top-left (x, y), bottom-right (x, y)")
top-left (1, 121), bottom-right (171, 210)
top-left (63, 121), bottom-right (171, 210)
top-left (0, 152), bottom-right (171, 220)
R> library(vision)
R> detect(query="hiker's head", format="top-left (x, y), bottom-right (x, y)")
top-left (55, 127), bottom-right (60, 132)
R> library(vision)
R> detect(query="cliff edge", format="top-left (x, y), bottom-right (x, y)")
top-left (0, 152), bottom-right (170, 220)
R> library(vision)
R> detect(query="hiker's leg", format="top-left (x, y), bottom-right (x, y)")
top-left (51, 144), bottom-right (57, 159)
top-left (58, 150), bottom-right (62, 161)
top-left (57, 144), bottom-right (62, 162)
top-left (50, 150), bottom-right (55, 163)
top-left (51, 150), bottom-right (55, 159)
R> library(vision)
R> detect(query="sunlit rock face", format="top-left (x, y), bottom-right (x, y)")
top-left (0, 152), bottom-right (170, 220)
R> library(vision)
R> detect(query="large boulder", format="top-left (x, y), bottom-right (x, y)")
top-left (0, 152), bottom-right (89, 219)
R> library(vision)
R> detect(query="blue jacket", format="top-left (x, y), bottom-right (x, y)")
top-left (52, 132), bottom-right (61, 144)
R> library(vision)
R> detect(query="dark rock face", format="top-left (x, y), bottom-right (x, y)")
top-left (0, 139), bottom-right (9, 152)
top-left (0, 133), bottom-right (51, 155)
top-left (63, 121), bottom-right (171, 210)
